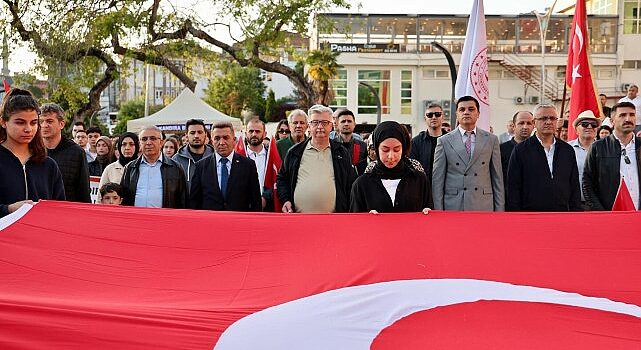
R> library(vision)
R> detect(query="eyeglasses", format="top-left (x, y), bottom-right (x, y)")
top-left (278, 129), bottom-right (291, 134)
top-left (140, 136), bottom-right (160, 142)
top-left (535, 116), bottom-right (559, 122)
top-left (426, 112), bottom-right (443, 118)
top-left (622, 148), bottom-right (631, 165)
top-left (308, 120), bottom-right (331, 127)
top-left (579, 121), bottom-right (598, 128)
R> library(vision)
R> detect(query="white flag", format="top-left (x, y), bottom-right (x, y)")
top-left (455, 0), bottom-right (490, 131)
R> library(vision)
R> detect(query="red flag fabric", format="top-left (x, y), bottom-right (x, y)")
top-left (2, 79), bottom-right (9, 94)
top-left (234, 135), bottom-right (246, 157)
top-left (264, 136), bottom-right (283, 212)
top-left (612, 177), bottom-right (636, 211)
top-left (565, 0), bottom-right (600, 140)
top-left (1, 201), bottom-right (640, 349)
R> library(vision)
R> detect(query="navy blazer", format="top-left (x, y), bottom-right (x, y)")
top-left (189, 152), bottom-right (262, 212)
top-left (506, 136), bottom-right (582, 211)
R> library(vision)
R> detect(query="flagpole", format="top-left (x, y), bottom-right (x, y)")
top-left (560, 83), bottom-right (568, 119)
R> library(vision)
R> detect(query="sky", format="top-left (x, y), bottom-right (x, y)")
top-left (6, 0), bottom-right (559, 76)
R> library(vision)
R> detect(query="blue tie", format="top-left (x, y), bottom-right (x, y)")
top-left (220, 157), bottom-right (229, 198)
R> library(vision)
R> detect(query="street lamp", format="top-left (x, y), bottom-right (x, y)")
top-left (431, 41), bottom-right (457, 127)
top-left (531, 0), bottom-right (558, 103)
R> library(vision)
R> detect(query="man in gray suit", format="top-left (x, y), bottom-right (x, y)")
top-left (432, 95), bottom-right (504, 211)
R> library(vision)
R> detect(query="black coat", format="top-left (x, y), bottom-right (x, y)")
top-left (499, 138), bottom-right (517, 186)
top-left (276, 139), bottom-right (356, 213)
top-left (337, 137), bottom-right (368, 175)
top-left (506, 136), bottom-right (582, 212)
top-left (47, 137), bottom-right (91, 203)
top-left (0, 146), bottom-right (65, 217)
top-left (350, 159), bottom-right (433, 213)
top-left (409, 131), bottom-right (440, 182)
top-left (120, 155), bottom-right (187, 208)
top-left (583, 134), bottom-right (641, 210)
top-left (189, 153), bottom-right (262, 212)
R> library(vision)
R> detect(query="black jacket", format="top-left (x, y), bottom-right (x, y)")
top-left (409, 131), bottom-right (441, 182)
top-left (189, 152), bottom-right (262, 211)
top-left (88, 157), bottom-right (110, 177)
top-left (276, 139), bottom-right (357, 213)
top-left (506, 136), bottom-right (582, 212)
top-left (350, 159), bottom-right (433, 212)
top-left (120, 155), bottom-right (187, 208)
top-left (47, 137), bottom-right (91, 203)
top-left (583, 134), bottom-right (641, 210)
top-left (0, 146), bottom-right (65, 217)
top-left (336, 136), bottom-right (368, 175)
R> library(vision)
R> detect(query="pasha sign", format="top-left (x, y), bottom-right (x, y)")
top-left (324, 43), bottom-right (400, 53)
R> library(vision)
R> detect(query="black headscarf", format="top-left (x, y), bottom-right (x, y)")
top-left (117, 132), bottom-right (140, 166)
top-left (371, 121), bottom-right (412, 179)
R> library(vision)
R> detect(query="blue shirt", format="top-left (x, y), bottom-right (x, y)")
top-left (134, 156), bottom-right (163, 208)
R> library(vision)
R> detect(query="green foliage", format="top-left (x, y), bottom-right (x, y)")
top-left (48, 79), bottom-right (90, 123)
top-left (306, 49), bottom-right (341, 105)
top-left (264, 89), bottom-right (277, 122)
top-left (112, 99), bottom-right (162, 135)
top-left (204, 64), bottom-right (266, 119)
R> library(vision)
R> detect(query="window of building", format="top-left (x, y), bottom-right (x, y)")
top-left (368, 16), bottom-right (418, 53)
top-left (358, 70), bottom-right (390, 114)
top-left (624, 0), bottom-right (641, 34)
top-left (486, 17), bottom-right (516, 54)
top-left (422, 68), bottom-right (450, 79)
top-left (592, 0), bottom-right (614, 14)
top-left (589, 17), bottom-right (617, 53)
top-left (400, 70), bottom-right (412, 115)
top-left (329, 69), bottom-right (348, 109)
top-left (623, 60), bottom-right (641, 68)
top-left (597, 68), bottom-right (615, 79)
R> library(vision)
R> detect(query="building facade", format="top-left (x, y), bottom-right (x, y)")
top-left (312, 6), bottom-right (634, 135)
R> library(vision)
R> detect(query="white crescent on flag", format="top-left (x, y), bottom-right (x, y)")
top-left (215, 279), bottom-right (641, 349)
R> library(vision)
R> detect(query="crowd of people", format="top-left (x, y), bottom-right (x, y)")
top-left (1, 86), bottom-right (639, 217)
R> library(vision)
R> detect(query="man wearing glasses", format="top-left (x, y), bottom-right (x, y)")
top-left (276, 109), bottom-right (308, 159)
top-left (568, 110), bottom-right (600, 209)
top-left (120, 126), bottom-right (187, 208)
top-left (505, 104), bottom-right (581, 211)
top-left (277, 105), bottom-right (356, 213)
top-left (410, 103), bottom-right (446, 182)
top-left (584, 102), bottom-right (641, 210)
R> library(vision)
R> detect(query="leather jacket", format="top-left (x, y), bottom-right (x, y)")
top-left (121, 155), bottom-right (188, 208)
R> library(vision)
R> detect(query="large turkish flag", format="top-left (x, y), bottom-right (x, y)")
top-left (0, 201), bottom-right (640, 349)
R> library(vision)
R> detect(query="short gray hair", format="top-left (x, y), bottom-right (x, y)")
top-left (139, 125), bottom-right (163, 136)
top-left (288, 109), bottom-right (308, 123)
top-left (532, 104), bottom-right (557, 116)
top-left (41, 103), bottom-right (65, 120)
top-left (307, 104), bottom-right (333, 119)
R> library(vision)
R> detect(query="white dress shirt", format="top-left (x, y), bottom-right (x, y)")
top-left (536, 135), bottom-right (556, 178)
top-left (247, 145), bottom-right (267, 193)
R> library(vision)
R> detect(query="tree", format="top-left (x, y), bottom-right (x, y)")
top-left (204, 64), bottom-right (266, 119)
top-left (306, 49), bottom-right (341, 105)
top-left (1, 0), bottom-right (350, 120)
top-left (112, 99), bottom-right (162, 135)
top-left (264, 89), bottom-right (276, 122)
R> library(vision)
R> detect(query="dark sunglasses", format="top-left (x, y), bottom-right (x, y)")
top-left (426, 112), bottom-right (443, 118)
top-left (579, 121), bottom-right (598, 128)
top-left (278, 129), bottom-right (291, 134)
top-left (622, 149), bottom-right (631, 165)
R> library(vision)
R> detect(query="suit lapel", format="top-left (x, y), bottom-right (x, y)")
top-left (226, 153), bottom-right (242, 198)
top-left (448, 132), bottom-right (471, 165)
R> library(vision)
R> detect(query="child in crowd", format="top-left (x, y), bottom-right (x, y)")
top-left (99, 182), bottom-right (124, 205)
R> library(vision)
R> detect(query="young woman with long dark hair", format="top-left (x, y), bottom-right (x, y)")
top-left (0, 88), bottom-right (65, 216)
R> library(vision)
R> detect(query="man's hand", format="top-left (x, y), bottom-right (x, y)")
top-left (282, 201), bottom-right (293, 213)
top-left (8, 200), bottom-right (35, 213)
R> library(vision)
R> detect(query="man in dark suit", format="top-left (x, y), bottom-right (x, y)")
top-left (506, 104), bottom-right (582, 211)
top-left (500, 110), bottom-right (534, 188)
top-left (189, 122), bottom-right (262, 211)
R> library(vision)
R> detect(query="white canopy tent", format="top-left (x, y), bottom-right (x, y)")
top-left (127, 88), bottom-right (242, 133)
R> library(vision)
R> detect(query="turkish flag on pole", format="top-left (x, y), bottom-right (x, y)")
top-left (264, 136), bottom-right (283, 212)
top-left (234, 135), bottom-right (246, 157)
top-left (455, 0), bottom-right (490, 131)
top-left (2, 79), bottom-right (9, 94)
top-left (612, 177), bottom-right (637, 211)
top-left (565, 0), bottom-right (600, 140)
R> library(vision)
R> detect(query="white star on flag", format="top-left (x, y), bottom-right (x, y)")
top-left (572, 64), bottom-right (582, 84)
